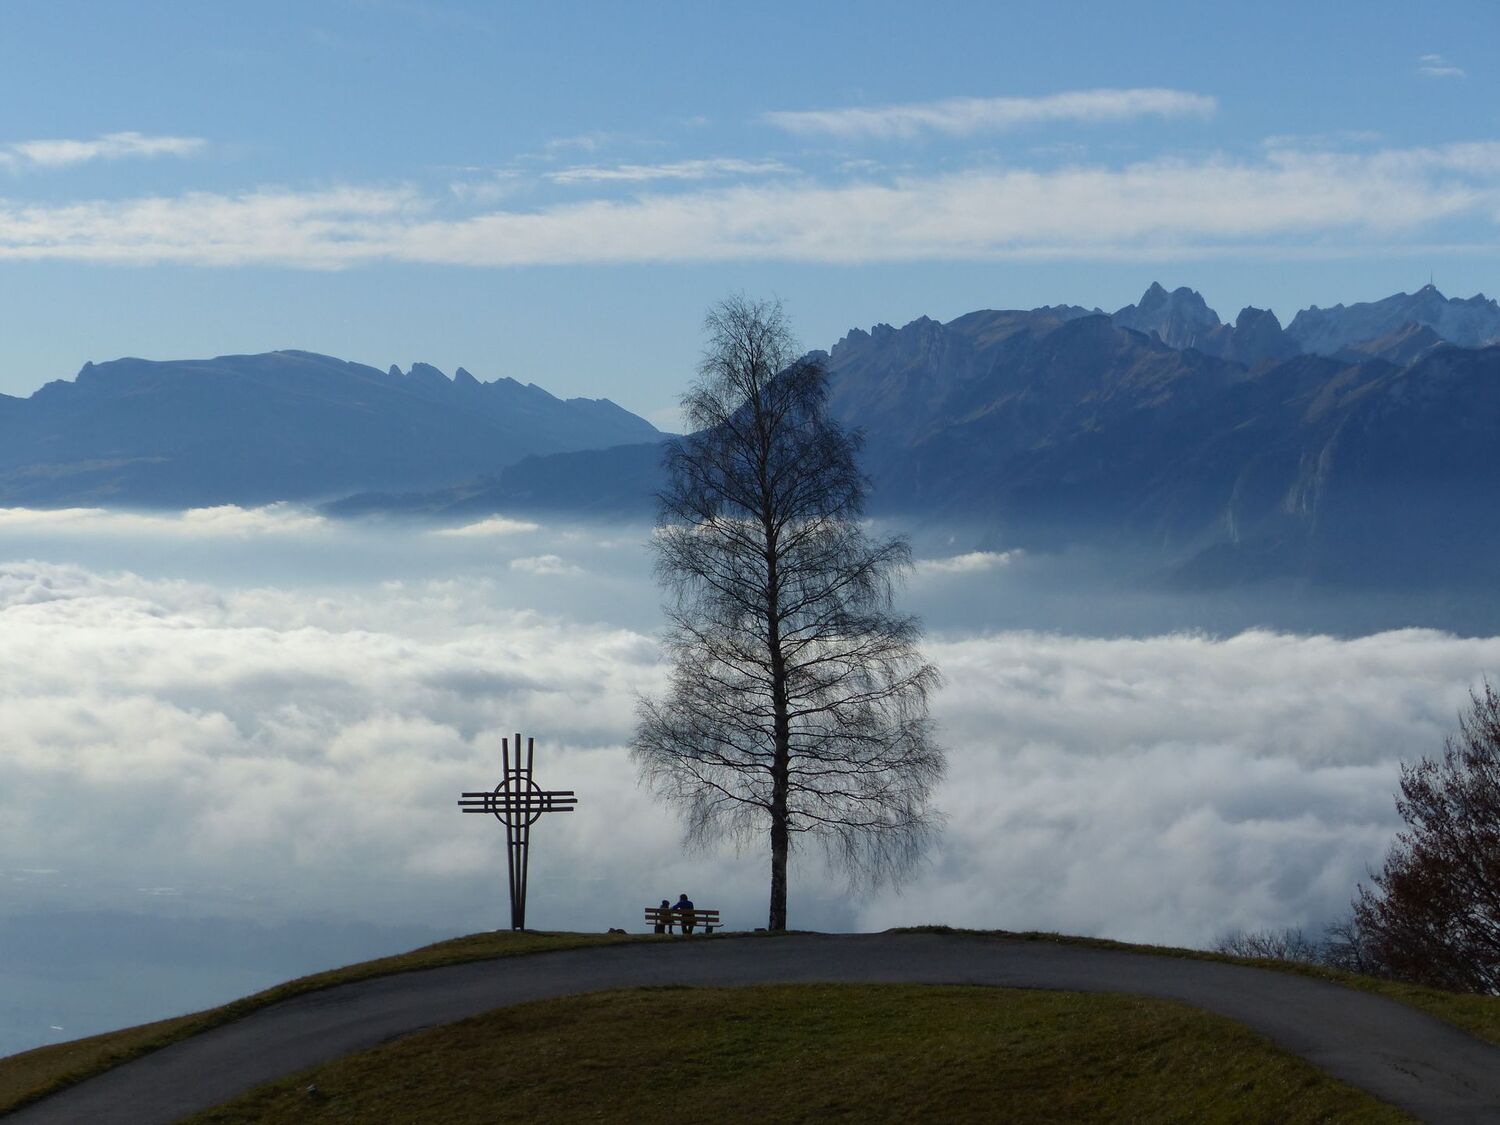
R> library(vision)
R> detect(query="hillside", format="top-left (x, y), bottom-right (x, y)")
top-left (182, 985), bottom-right (1405, 1124)
top-left (0, 351), bottom-right (660, 507)
top-left (5, 929), bottom-right (1499, 1124)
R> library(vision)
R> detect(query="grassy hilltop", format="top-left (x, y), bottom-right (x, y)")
top-left (4, 928), bottom-right (1498, 1123)
top-left (184, 984), bottom-right (1405, 1125)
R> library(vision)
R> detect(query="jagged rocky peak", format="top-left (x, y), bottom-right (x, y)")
top-left (830, 326), bottom-right (872, 358)
top-left (1234, 306), bottom-right (1281, 332)
top-left (1200, 305), bottom-right (1300, 366)
top-left (1111, 282), bottom-right (1222, 349)
top-left (836, 316), bottom-right (940, 358)
top-left (1286, 284), bottom-right (1500, 355)
top-left (407, 362), bottom-right (449, 385)
top-left (1032, 303), bottom-right (1103, 321)
top-left (454, 366), bottom-right (480, 387)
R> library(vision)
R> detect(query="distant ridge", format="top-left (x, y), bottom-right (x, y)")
top-left (6, 284), bottom-right (1499, 590)
top-left (1107, 282), bottom-right (1500, 366)
top-left (1286, 284), bottom-right (1500, 355)
top-left (0, 350), bottom-right (660, 507)
top-left (343, 283), bottom-right (1500, 590)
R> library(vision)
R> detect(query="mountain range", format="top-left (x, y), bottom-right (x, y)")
top-left (329, 283), bottom-right (1500, 588)
top-left (3, 284), bottom-right (1498, 588)
top-left (0, 351), bottom-right (660, 507)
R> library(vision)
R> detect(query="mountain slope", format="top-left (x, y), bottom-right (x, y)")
top-left (353, 297), bottom-right (1500, 589)
top-left (1286, 284), bottom-right (1500, 355)
top-left (825, 311), bottom-right (1247, 524)
top-left (5, 284), bottom-right (1496, 589)
top-left (0, 351), bottom-right (660, 506)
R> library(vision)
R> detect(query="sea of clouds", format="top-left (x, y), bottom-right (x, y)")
top-left (1, 505), bottom-right (1496, 1053)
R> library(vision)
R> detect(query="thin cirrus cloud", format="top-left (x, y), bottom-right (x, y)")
top-left (761, 88), bottom-right (1218, 140)
top-left (547, 157), bottom-right (793, 184)
top-left (914, 550), bottom-right (1021, 576)
top-left (1417, 53), bottom-right (1465, 79)
top-left (0, 140), bottom-right (1496, 266)
top-left (0, 131), bottom-right (205, 170)
top-left (430, 515), bottom-right (542, 538)
top-left (0, 503), bottom-right (325, 537)
top-left (509, 553), bottom-right (585, 576)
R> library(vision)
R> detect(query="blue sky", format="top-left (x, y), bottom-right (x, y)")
top-left (0, 0), bottom-right (1495, 424)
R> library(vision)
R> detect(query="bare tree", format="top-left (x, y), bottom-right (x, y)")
top-left (1353, 683), bottom-right (1500, 993)
top-left (632, 296), bottom-right (944, 932)
top-left (1320, 914), bottom-right (1382, 976)
top-left (1212, 927), bottom-right (1322, 965)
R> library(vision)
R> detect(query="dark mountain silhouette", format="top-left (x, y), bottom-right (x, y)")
top-left (6, 284), bottom-right (1497, 588)
top-left (0, 350), bottom-right (660, 506)
top-left (342, 286), bottom-right (1500, 588)
top-left (1196, 306), bottom-right (1301, 367)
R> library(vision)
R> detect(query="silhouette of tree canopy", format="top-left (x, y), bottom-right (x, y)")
top-left (1354, 683), bottom-right (1500, 993)
top-left (632, 296), bottom-right (944, 932)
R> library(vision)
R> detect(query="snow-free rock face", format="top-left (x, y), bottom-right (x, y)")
top-left (0, 350), bottom-right (661, 507)
top-left (1340, 322), bottom-right (1446, 366)
top-left (1197, 306), bottom-right (1300, 366)
top-left (373, 299), bottom-right (1500, 591)
top-left (1285, 285), bottom-right (1500, 355)
top-left (7, 285), bottom-right (1498, 590)
top-left (1111, 283), bottom-right (1222, 350)
top-left (821, 312), bottom-right (1500, 585)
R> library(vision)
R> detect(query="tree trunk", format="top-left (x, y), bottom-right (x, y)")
top-left (763, 456), bottom-right (791, 932)
top-left (769, 739), bottom-right (789, 931)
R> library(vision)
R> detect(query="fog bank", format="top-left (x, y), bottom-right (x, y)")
top-left (1, 508), bottom-right (1495, 1054)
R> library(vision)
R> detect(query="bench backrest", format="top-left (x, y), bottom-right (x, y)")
top-left (644, 907), bottom-right (720, 924)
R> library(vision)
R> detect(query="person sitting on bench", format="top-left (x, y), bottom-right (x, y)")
top-left (674, 893), bottom-right (696, 934)
top-left (654, 899), bottom-right (673, 935)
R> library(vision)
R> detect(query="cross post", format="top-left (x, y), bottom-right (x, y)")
top-left (457, 733), bottom-right (577, 930)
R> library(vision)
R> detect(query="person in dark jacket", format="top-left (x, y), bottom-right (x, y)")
top-left (674, 893), bottom-right (696, 935)
top-left (654, 899), bottom-right (673, 935)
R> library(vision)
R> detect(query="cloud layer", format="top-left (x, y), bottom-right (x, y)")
top-left (1417, 54), bottom-right (1466, 79)
top-left (0, 131), bottom-right (205, 170)
top-left (0, 504), bottom-right (326, 537)
top-left (547, 158), bottom-right (792, 184)
top-left (1, 140), bottom-right (1495, 267)
top-left (914, 550), bottom-right (1020, 577)
top-left (3, 539), bottom-right (1496, 951)
top-left (762, 88), bottom-right (1217, 140)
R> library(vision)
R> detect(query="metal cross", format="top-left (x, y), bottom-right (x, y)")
top-left (457, 733), bottom-right (577, 930)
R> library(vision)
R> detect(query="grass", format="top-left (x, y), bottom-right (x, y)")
top-left (894, 927), bottom-right (1500, 1049)
top-left (5, 925), bottom-right (1496, 1119)
top-left (180, 984), bottom-right (1412, 1124)
top-left (0, 929), bottom-right (650, 1117)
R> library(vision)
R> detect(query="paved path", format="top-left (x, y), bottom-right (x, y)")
top-left (8, 933), bottom-right (1500, 1124)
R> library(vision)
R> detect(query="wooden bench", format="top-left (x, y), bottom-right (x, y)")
top-left (644, 906), bottom-right (721, 935)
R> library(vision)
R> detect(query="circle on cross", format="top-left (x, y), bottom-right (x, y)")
top-left (491, 774), bottom-right (548, 827)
